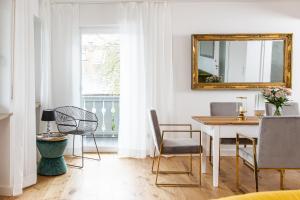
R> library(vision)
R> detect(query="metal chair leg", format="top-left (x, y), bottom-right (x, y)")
top-left (209, 136), bottom-right (212, 164)
top-left (81, 135), bottom-right (84, 168)
top-left (92, 133), bottom-right (101, 160)
top-left (72, 134), bottom-right (75, 156)
top-left (189, 154), bottom-right (193, 175)
top-left (254, 167), bottom-right (259, 192)
top-left (199, 151), bottom-right (202, 185)
top-left (155, 154), bottom-right (162, 185)
top-left (154, 153), bottom-right (201, 187)
top-left (280, 169), bottom-right (285, 190)
top-left (236, 149), bottom-right (240, 189)
top-left (66, 135), bottom-right (84, 169)
top-left (151, 147), bottom-right (157, 173)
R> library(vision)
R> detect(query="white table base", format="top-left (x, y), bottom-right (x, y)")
top-left (200, 124), bottom-right (259, 187)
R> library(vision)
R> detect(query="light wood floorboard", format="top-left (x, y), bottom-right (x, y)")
top-left (1, 154), bottom-right (300, 200)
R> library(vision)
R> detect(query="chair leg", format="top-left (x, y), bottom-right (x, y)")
top-left (236, 151), bottom-right (240, 189)
top-left (280, 169), bottom-right (285, 190)
top-left (81, 135), bottom-right (84, 168)
top-left (189, 154), bottom-right (193, 175)
top-left (219, 146), bottom-right (221, 172)
top-left (72, 134), bottom-right (75, 156)
top-left (209, 136), bottom-right (212, 164)
top-left (154, 153), bottom-right (201, 187)
top-left (92, 133), bottom-right (101, 160)
top-left (151, 147), bottom-right (156, 173)
top-left (155, 154), bottom-right (162, 185)
top-left (152, 149), bottom-right (190, 175)
top-left (68, 134), bottom-right (101, 169)
top-left (254, 166), bottom-right (259, 192)
top-left (199, 151), bottom-right (202, 185)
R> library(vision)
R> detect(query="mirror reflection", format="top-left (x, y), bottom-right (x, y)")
top-left (197, 40), bottom-right (284, 83)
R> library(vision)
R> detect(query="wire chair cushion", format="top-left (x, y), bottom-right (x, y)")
top-left (55, 106), bottom-right (98, 135)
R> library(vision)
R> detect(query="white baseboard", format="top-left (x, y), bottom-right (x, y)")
top-left (220, 148), bottom-right (236, 156)
top-left (64, 147), bottom-right (117, 155)
top-left (0, 173), bottom-right (37, 197)
top-left (0, 185), bottom-right (13, 196)
top-left (0, 185), bottom-right (22, 196)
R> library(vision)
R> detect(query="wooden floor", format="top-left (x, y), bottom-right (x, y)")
top-left (1, 154), bottom-right (300, 200)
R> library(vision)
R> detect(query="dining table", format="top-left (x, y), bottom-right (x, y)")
top-left (192, 116), bottom-right (260, 187)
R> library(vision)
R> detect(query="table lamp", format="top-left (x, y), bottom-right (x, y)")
top-left (236, 97), bottom-right (247, 120)
top-left (41, 109), bottom-right (56, 136)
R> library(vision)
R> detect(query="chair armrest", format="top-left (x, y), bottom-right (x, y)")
top-left (162, 130), bottom-right (201, 139)
top-left (162, 130), bottom-right (201, 133)
top-left (160, 124), bottom-right (192, 129)
top-left (77, 120), bottom-right (98, 132)
top-left (236, 133), bottom-right (256, 143)
top-left (78, 119), bottom-right (98, 123)
top-left (57, 123), bottom-right (77, 127)
top-left (236, 133), bottom-right (258, 166)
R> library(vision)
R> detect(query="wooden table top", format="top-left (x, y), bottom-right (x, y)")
top-left (192, 116), bottom-right (260, 125)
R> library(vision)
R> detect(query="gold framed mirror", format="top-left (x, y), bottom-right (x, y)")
top-left (191, 34), bottom-right (292, 90)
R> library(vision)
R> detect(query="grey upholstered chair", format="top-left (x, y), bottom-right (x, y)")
top-left (265, 102), bottom-right (299, 116)
top-left (149, 109), bottom-right (202, 187)
top-left (210, 102), bottom-right (240, 116)
top-left (209, 102), bottom-right (242, 163)
top-left (236, 116), bottom-right (300, 192)
top-left (55, 106), bottom-right (101, 168)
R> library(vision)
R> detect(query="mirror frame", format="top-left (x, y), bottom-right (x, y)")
top-left (191, 33), bottom-right (292, 90)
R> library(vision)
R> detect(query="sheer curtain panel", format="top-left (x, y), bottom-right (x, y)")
top-left (10, 0), bottom-right (38, 195)
top-left (118, 1), bottom-right (174, 158)
top-left (40, 0), bottom-right (52, 111)
top-left (51, 4), bottom-right (81, 154)
top-left (50, 4), bottom-right (80, 108)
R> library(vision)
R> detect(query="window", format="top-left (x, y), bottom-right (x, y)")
top-left (80, 28), bottom-right (120, 141)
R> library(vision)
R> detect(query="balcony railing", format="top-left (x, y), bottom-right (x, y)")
top-left (82, 95), bottom-right (119, 138)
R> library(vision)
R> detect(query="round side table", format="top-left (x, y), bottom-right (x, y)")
top-left (37, 135), bottom-right (68, 176)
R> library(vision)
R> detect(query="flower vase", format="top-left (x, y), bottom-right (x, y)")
top-left (274, 106), bottom-right (281, 116)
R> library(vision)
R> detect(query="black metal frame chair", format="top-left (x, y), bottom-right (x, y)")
top-left (55, 106), bottom-right (101, 168)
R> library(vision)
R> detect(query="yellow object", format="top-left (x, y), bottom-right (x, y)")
top-left (217, 190), bottom-right (300, 200)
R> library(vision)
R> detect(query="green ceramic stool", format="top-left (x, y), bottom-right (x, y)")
top-left (37, 136), bottom-right (68, 176)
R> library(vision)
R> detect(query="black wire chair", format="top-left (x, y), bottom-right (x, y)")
top-left (55, 106), bottom-right (101, 168)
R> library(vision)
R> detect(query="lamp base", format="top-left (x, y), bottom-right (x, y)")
top-left (237, 111), bottom-right (247, 121)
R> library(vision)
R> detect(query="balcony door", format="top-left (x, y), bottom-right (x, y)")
top-left (80, 27), bottom-right (120, 152)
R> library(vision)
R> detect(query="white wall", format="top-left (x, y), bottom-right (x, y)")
top-left (79, 4), bottom-right (120, 27)
top-left (171, 2), bottom-right (300, 126)
top-left (0, 0), bottom-right (13, 195)
top-left (0, 0), bottom-right (12, 112)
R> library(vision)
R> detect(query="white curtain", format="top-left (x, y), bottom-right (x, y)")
top-left (118, 1), bottom-right (174, 158)
top-left (50, 4), bottom-right (81, 108)
top-left (52, 4), bottom-right (81, 153)
top-left (40, 2), bottom-right (81, 110)
top-left (40, 0), bottom-right (52, 110)
top-left (11, 0), bottom-right (37, 195)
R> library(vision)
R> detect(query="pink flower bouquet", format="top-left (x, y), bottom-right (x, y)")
top-left (261, 87), bottom-right (291, 116)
